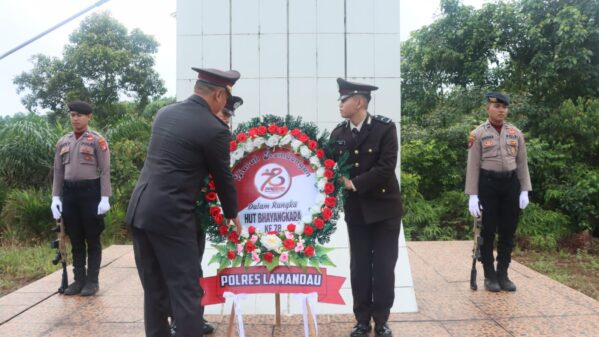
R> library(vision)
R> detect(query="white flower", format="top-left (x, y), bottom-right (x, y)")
top-left (261, 234), bottom-right (283, 251)
top-left (266, 135), bottom-right (281, 147)
top-left (232, 148), bottom-right (245, 161)
top-left (317, 179), bottom-right (327, 190)
top-left (230, 157), bottom-right (236, 167)
top-left (315, 193), bottom-right (325, 205)
top-left (240, 227), bottom-right (249, 238)
top-left (253, 137), bottom-right (266, 148)
top-left (316, 167), bottom-right (325, 178)
top-left (294, 222), bottom-right (305, 235)
top-left (291, 139), bottom-right (303, 151)
top-left (299, 145), bottom-right (311, 159)
top-left (243, 141), bottom-right (255, 153)
top-left (309, 156), bottom-right (321, 167)
top-left (310, 205), bottom-right (320, 215)
top-left (280, 134), bottom-right (293, 145)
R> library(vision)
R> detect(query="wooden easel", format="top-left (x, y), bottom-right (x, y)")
top-left (225, 293), bottom-right (317, 337)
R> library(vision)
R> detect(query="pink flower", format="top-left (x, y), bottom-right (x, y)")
top-left (252, 252), bottom-right (260, 262)
top-left (280, 252), bottom-right (289, 263)
top-left (295, 241), bottom-right (304, 253)
top-left (250, 235), bottom-right (258, 243)
top-left (237, 244), bottom-right (243, 254)
top-left (285, 231), bottom-right (294, 239)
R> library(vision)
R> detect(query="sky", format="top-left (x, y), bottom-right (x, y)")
top-left (0, 0), bottom-right (483, 117)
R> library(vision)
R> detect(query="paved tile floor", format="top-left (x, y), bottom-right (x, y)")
top-left (1, 241), bottom-right (598, 337)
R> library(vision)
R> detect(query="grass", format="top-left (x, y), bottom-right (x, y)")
top-left (513, 244), bottom-right (599, 301)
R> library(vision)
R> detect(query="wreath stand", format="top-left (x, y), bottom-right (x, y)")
top-left (224, 293), bottom-right (318, 337)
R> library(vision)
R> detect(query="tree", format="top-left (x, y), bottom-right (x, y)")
top-left (14, 12), bottom-right (166, 124)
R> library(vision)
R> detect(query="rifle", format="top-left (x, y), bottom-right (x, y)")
top-left (470, 207), bottom-right (483, 290)
top-left (51, 218), bottom-right (69, 293)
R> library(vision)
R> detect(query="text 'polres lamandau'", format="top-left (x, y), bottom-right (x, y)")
top-left (219, 273), bottom-right (323, 287)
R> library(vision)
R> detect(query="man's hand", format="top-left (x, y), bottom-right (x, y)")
top-left (519, 191), bottom-right (529, 209)
top-left (231, 216), bottom-right (242, 234)
top-left (97, 196), bottom-right (111, 215)
top-left (468, 195), bottom-right (481, 218)
top-left (340, 176), bottom-right (354, 191)
top-left (50, 196), bottom-right (62, 220)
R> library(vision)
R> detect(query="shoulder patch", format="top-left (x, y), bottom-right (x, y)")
top-left (334, 120), bottom-right (348, 130)
top-left (468, 131), bottom-right (476, 149)
top-left (373, 115), bottom-right (392, 124)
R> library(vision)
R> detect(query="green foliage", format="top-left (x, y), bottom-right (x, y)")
top-left (142, 97), bottom-right (176, 118)
top-left (110, 138), bottom-right (148, 209)
top-left (0, 244), bottom-right (60, 295)
top-left (0, 189), bottom-right (53, 242)
top-left (101, 203), bottom-right (129, 245)
top-left (14, 12), bottom-right (166, 121)
top-left (0, 114), bottom-right (60, 188)
top-left (517, 203), bottom-right (570, 251)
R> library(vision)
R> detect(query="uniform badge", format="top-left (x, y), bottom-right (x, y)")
top-left (98, 137), bottom-right (108, 152)
top-left (468, 132), bottom-right (475, 149)
top-left (86, 135), bottom-right (94, 141)
top-left (508, 128), bottom-right (516, 135)
top-left (336, 140), bottom-right (346, 146)
top-left (84, 155), bottom-right (93, 161)
top-left (483, 139), bottom-right (495, 148)
top-left (60, 146), bottom-right (70, 155)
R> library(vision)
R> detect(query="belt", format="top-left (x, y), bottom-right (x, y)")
top-left (480, 169), bottom-right (516, 179)
top-left (63, 179), bottom-right (100, 189)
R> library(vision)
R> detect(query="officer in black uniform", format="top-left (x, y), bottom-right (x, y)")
top-left (126, 68), bottom-right (242, 337)
top-left (51, 100), bottom-right (112, 296)
top-left (330, 78), bottom-right (402, 337)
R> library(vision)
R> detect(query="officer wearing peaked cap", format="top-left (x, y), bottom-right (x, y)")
top-left (465, 92), bottom-right (531, 293)
top-left (126, 67), bottom-right (242, 337)
top-left (51, 100), bottom-right (112, 297)
top-left (330, 78), bottom-right (402, 337)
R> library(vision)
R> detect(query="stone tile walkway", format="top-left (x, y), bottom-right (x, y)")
top-left (1, 241), bottom-right (598, 337)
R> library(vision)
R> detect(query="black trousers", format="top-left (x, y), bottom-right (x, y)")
top-left (133, 227), bottom-right (203, 337)
top-left (346, 211), bottom-right (401, 325)
top-left (478, 173), bottom-right (521, 266)
top-left (62, 179), bottom-right (103, 283)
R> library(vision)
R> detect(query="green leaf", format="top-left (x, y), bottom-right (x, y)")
top-left (319, 254), bottom-right (336, 267)
top-left (207, 253), bottom-right (221, 266)
top-left (264, 256), bottom-right (280, 272)
top-left (213, 244), bottom-right (229, 256)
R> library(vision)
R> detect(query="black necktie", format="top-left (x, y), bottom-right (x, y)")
top-left (352, 128), bottom-right (360, 139)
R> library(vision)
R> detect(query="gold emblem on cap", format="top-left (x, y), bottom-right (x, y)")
top-left (489, 97), bottom-right (497, 102)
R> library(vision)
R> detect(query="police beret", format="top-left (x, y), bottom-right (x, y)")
top-left (485, 92), bottom-right (510, 105)
top-left (67, 100), bottom-right (93, 114)
top-left (223, 96), bottom-right (243, 117)
top-left (192, 67), bottom-right (241, 94)
top-left (337, 78), bottom-right (378, 101)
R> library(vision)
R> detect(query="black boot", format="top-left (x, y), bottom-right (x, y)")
top-left (497, 263), bottom-right (517, 291)
top-left (63, 281), bottom-right (85, 295)
top-left (483, 263), bottom-right (500, 292)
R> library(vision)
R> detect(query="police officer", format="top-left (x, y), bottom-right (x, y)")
top-left (169, 95), bottom-right (243, 337)
top-left (465, 92), bottom-right (531, 292)
top-left (50, 100), bottom-right (111, 296)
top-left (330, 78), bottom-right (402, 337)
top-left (126, 67), bottom-right (242, 337)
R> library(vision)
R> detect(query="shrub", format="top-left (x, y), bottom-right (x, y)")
top-left (0, 189), bottom-right (53, 242)
top-left (517, 203), bottom-right (570, 251)
top-left (435, 191), bottom-right (470, 240)
top-left (101, 204), bottom-right (129, 245)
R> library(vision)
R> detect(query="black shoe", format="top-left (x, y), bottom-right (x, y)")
top-left (80, 282), bottom-right (99, 296)
top-left (169, 319), bottom-right (177, 337)
top-left (375, 323), bottom-right (393, 337)
top-left (484, 276), bottom-right (501, 292)
top-left (350, 321), bottom-right (371, 337)
top-left (63, 281), bottom-right (85, 295)
top-left (498, 274), bottom-right (517, 291)
top-left (203, 318), bottom-right (215, 334)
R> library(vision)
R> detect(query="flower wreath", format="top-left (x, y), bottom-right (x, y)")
top-left (197, 115), bottom-right (349, 272)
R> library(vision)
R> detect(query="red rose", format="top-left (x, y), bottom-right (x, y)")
top-left (304, 245), bottom-right (315, 257)
top-left (316, 149), bottom-right (325, 159)
top-left (205, 192), bottom-right (217, 201)
top-left (208, 181), bottom-right (216, 190)
top-left (257, 125), bottom-right (267, 135)
top-left (219, 225), bottom-right (228, 236)
top-left (210, 206), bottom-right (221, 217)
top-left (249, 128), bottom-right (258, 138)
top-left (213, 214), bottom-right (224, 225)
top-left (268, 124), bottom-right (278, 134)
top-left (304, 225), bottom-right (314, 236)
top-left (245, 241), bottom-right (256, 252)
top-left (228, 231), bottom-right (239, 243)
top-left (263, 252), bottom-right (274, 263)
top-left (324, 182), bottom-right (335, 195)
top-left (324, 159), bottom-right (335, 169)
top-left (230, 141), bottom-right (237, 152)
top-left (321, 207), bottom-right (333, 221)
top-left (277, 126), bottom-right (288, 136)
top-left (227, 251), bottom-right (236, 260)
top-left (313, 218), bottom-right (324, 230)
top-left (291, 128), bottom-right (301, 137)
top-left (298, 133), bottom-right (309, 143)
top-left (236, 133), bottom-right (248, 142)
top-left (283, 239), bottom-right (295, 250)
top-left (324, 196), bottom-right (337, 208)
top-left (324, 169), bottom-right (334, 179)
top-left (248, 226), bottom-right (256, 235)
top-left (287, 223), bottom-right (296, 232)
top-left (307, 140), bottom-right (317, 150)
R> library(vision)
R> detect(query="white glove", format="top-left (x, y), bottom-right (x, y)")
top-left (97, 196), bottom-right (110, 215)
top-left (468, 195), bottom-right (481, 218)
top-left (51, 196), bottom-right (62, 220)
top-left (519, 191), bottom-right (529, 209)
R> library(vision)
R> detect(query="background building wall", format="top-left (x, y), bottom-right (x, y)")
top-left (176, 0), bottom-right (400, 134)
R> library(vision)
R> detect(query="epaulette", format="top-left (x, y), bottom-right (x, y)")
top-left (334, 120), bottom-right (348, 130)
top-left (373, 115), bottom-right (392, 124)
